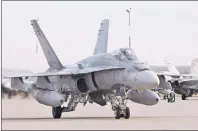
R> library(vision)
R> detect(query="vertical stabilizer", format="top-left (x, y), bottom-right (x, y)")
top-left (190, 58), bottom-right (198, 74)
top-left (93, 19), bottom-right (109, 55)
top-left (165, 60), bottom-right (180, 74)
top-left (31, 20), bottom-right (63, 70)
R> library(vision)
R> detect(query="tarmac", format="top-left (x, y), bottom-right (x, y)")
top-left (2, 96), bottom-right (198, 130)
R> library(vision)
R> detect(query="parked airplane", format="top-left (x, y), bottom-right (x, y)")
top-left (3, 19), bottom-right (160, 119)
top-left (164, 59), bottom-right (198, 100)
top-left (150, 61), bottom-right (176, 103)
top-left (152, 80), bottom-right (175, 103)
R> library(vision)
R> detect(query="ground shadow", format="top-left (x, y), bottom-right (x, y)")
top-left (2, 115), bottom-right (198, 122)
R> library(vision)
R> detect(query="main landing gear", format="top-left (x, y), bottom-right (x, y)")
top-left (164, 94), bottom-right (168, 100)
top-left (164, 92), bottom-right (175, 103)
top-left (52, 106), bottom-right (62, 119)
top-left (52, 95), bottom-right (79, 119)
top-left (181, 94), bottom-right (187, 100)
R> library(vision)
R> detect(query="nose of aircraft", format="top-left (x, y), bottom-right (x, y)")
top-left (135, 70), bottom-right (160, 90)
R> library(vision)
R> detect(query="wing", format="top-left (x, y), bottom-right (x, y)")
top-left (157, 72), bottom-right (197, 78)
top-left (156, 72), bottom-right (182, 78)
top-left (4, 66), bottom-right (125, 78)
top-left (2, 68), bottom-right (33, 78)
top-left (179, 79), bottom-right (198, 86)
top-left (151, 87), bottom-right (164, 92)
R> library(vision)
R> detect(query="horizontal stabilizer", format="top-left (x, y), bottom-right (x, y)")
top-left (11, 77), bottom-right (26, 90)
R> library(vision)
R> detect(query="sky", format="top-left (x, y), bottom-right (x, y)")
top-left (2, 1), bottom-right (198, 71)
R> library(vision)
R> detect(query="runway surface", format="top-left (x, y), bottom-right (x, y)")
top-left (2, 96), bottom-right (198, 130)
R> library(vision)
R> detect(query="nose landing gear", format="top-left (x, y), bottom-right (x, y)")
top-left (167, 92), bottom-right (175, 103)
top-left (106, 87), bottom-right (131, 120)
top-left (114, 106), bottom-right (130, 119)
top-left (111, 96), bottom-right (130, 119)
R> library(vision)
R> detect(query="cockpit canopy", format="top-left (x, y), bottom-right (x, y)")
top-left (111, 48), bottom-right (138, 61)
top-left (111, 48), bottom-right (151, 71)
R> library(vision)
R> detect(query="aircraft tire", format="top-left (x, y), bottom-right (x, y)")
top-left (168, 93), bottom-right (175, 103)
top-left (120, 114), bottom-right (124, 117)
top-left (172, 93), bottom-right (176, 102)
top-left (52, 106), bottom-right (62, 119)
top-left (124, 107), bottom-right (130, 119)
top-left (164, 95), bottom-right (167, 100)
top-left (181, 94), bottom-right (186, 100)
top-left (114, 107), bottom-right (121, 119)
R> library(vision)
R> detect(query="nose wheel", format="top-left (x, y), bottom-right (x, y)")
top-left (167, 92), bottom-right (175, 103)
top-left (125, 107), bottom-right (130, 119)
top-left (114, 107), bottom-right (121, 119)
top-left (114, 107), bottom-right (130, 119)
top-left (164, 94), bottom-right (168, 100)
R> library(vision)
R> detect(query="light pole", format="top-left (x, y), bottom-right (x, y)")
top-left (126, 8), bottom-right (131, 48)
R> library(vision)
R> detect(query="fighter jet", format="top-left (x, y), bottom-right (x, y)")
top-left (163, 59), bottom-right (198, 100)
top-left (151, 61), bottom-right (177, 103)
top-left (3, 19), bottom-right (160, 119)
top-left (152, 80), bottom-right (175, 103)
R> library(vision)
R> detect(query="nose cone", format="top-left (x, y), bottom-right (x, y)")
top-left (135, 70), bottom-right (160, 90)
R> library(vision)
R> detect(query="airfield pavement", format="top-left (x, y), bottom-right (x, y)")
top-left (2, 95), bottom-right (198, 130)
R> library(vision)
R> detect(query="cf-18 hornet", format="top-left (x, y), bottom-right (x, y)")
top-left (163, 59), bottom-right (198, 100)
top-left (4, 19), bottom-right (160, 119)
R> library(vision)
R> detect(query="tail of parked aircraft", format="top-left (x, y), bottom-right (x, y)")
top-left (190, 58), bottom-right (198, 75)
top-left (165, 60), bottom-right (180, 74)
top-left (93, 19), bottom-right (109, 55)
top-left (31, 20), bottom-right (63, 70)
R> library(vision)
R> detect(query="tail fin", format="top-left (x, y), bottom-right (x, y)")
top-left (93, 19), bottom-right (109, 55)
top-left (190, 58), bottom-right (198, 74)
top-left (164, 60), bottom-right (180, 74)
top-left (30, 20), bottom-right (63, 70)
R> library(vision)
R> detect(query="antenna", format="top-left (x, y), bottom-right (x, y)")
top-left (126, 8), bottom-right (132, 48)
